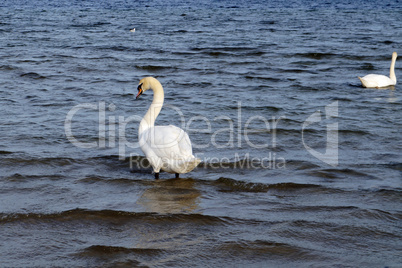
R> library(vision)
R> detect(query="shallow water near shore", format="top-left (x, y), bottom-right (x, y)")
top-left (0, 0), bottom-right (401, 267)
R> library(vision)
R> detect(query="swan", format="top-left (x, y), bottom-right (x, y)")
top-left (136, 77), bottom-right (201, 179)
top-left (358, 52), bottom-right (397, 88)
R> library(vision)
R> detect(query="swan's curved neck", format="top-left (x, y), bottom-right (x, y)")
top-left (139, 80), bottom-right (164, 134)
top-left (390, 54), bottom-right (397, 83)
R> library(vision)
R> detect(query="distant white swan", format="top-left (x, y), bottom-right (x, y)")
top-left (136, 77), bottom-right (201, 179)
top-left (358, 52), bottom-right (397, 88)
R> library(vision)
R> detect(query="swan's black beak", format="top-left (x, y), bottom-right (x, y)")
top-left (136, 83), bottom-right (143, 99)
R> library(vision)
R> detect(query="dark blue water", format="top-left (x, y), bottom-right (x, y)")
top-left (1, 0), bottom-right (401, 267)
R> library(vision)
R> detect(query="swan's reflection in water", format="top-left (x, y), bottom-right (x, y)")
top-left (369, 86), bottom-right (399, 103)
top-left (137, 178), bottom-right (201, 214)
top-left (132, 178), bottom-right (204, 260)
top-left (387, 88), bottom-right (398, 103)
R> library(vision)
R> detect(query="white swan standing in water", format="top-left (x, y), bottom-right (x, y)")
top-left (358, 52), bottom-right (398, 88)
top-left (136, 77), bottom-right (201, 179)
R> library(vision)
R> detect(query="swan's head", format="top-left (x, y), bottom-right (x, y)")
top-left (136, 76), bottom-right (160, 99)
top-left (392, 51), bottom-right (398, 60)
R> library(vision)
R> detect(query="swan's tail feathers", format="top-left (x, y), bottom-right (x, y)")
top-left (358, 76), bottom-right (372, 88)
top-left (358, 77), bottom-right (367, 88)
top-left (177, 158), bottom-right (201, 174)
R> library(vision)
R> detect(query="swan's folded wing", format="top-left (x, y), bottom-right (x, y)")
top-left (177, 129), bottom-right (193, 157)
top-left (360, 74), bottom-right (395, 88)
top-left (142, 125), bottom-right (193, 160)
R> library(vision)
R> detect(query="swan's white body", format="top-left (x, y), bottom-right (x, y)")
top-left (136, 77), bottom-right (200, 178)
top-left (359, 52), bottom-right (397, 88)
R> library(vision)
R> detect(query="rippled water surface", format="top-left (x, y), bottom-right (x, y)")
top-left (1, 0), bottom-right (401, 267)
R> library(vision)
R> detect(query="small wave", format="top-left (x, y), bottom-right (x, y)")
top-left (104, 45), bottom-right (130, 51)
top-left (260, 20), bottom-right (276, 25)
top-left (235, 104), bottom-right (282, 112)
top-left (1, 156), bottom-right (78, 168)
top-left (191, 46), bottom-right (257, 52)
top-left (293, 52), bottom-right (337, 60)
top-left (292, 85), bottom-right (325, 91)
top-left (0, 65), bottom-right (17, 71)
top-left (0, 150), bottom-right (13, 155)
top-left (331, 97), bottom-right (353, 102)
top-left (3, 173), bottom-right (66, 182)
top-left (135, 65), bottom-right (178, 71)
top-left (70, 22), bottom-right (111, 28)
top-left (214, 177), bottom-right (270, 192)
top-left (171, 50), bottom-right (199, 56)
top-left (286, 160), bottom-right (320, 170)
top-left (290, 60), bottom-right (317, 66)
top-left (213, 177), bottom-right (321, 193)
top-left (94, 45), bottom-right (146, 53)
top-left (268, 182), bottom-right (322, 191)
top-left (338, 129), bottom-right (371, 136)
top-left (1, 155), bottom-right (133, 171)
top-left (359, 62), bottom-right (375, 71)
top-left (277, 205), bottom-right (358, 214)
top-left (350, 208), bottom-right (401, 222)
top-left (375, 188), bottom-right (402, 194)
top-left (190, 46), bottom-right (265, 57)
top-left (78, 176), bottom-right (143, 185)
top-left (381, 162), bottom-right (402, 172)
top-left (76, 245), bottom-right (165, 267)
top-left (307, 168), bottom-right (378, 180)
top-left (20, 72), bottom-right (46, 79)
top-left (245, 75), bottom-right (282, 82)
top-left (367, 188), bottom-right (402, 204)
top-left (216, 239), bottom-right (314, 260)
top-left (79, 245), bottom-right (165, 256)
top-left (279, 68), bottom-right (318, 74)
top-left (0, 208), bottom-right (228, 225)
